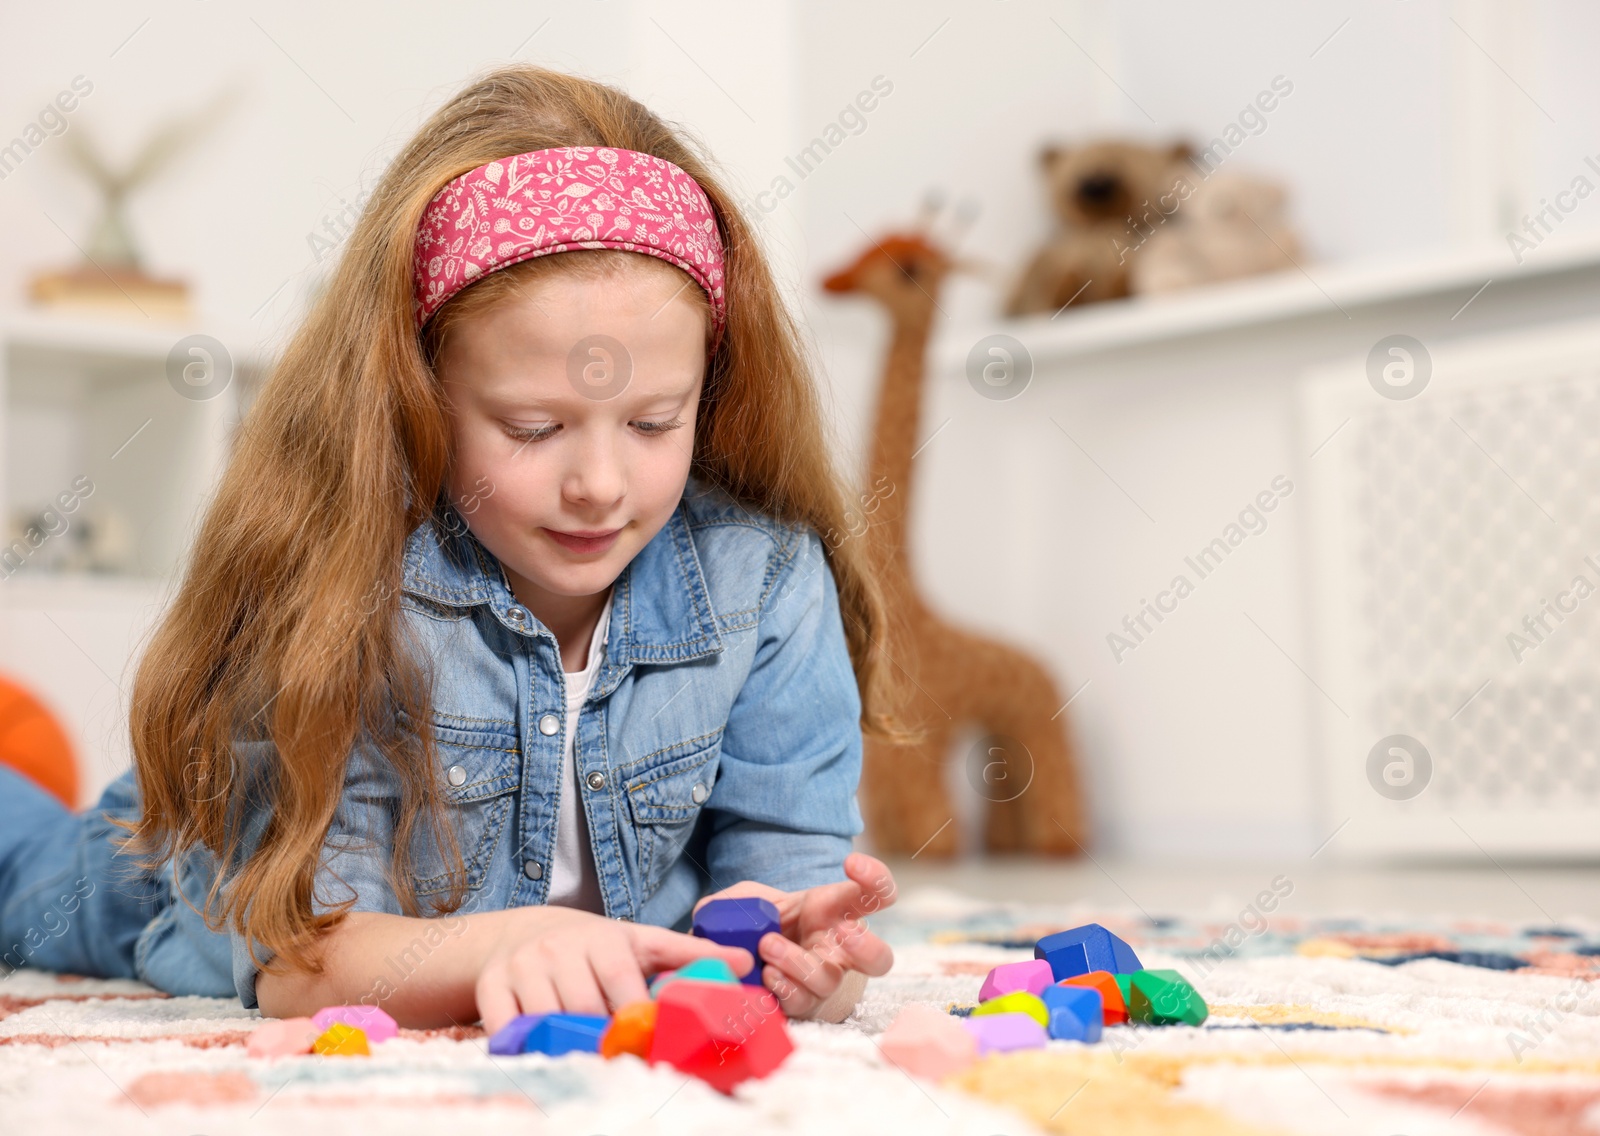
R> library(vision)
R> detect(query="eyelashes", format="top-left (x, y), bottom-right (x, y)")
top-left (634, 416), bottom-right (686, 436)
top-left (503, 416), bottom-right (686, 444)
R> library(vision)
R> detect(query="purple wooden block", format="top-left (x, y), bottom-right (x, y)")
top-left (488, 1014), bottom-right (544, 1056)
top-left (961, 1011), bottom-right (1049, 1054)
top-left (692, 897), bottom-right (780, 986)
top-left (978, 959), bottom-right (1055, 1002)
top-left (311, 1004), bottom-right (398, 1044)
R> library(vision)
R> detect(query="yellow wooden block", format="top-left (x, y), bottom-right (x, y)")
top-left (969, 991), bottom-right (1049, 1029)
top-left (313, 1022), bottom-right (370, 1056)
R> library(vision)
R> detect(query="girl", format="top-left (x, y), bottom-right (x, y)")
top-left (0, 64), bottom-right (914, 1033)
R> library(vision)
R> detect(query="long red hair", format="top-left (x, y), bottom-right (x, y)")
top-left (125, 64), bottom-right (913, 980)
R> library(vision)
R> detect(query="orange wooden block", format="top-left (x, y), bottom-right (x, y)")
top-left (1062, 971), bottom-right (1128, 1025)
top-left (600, 1000), bottom-right (657, 1059)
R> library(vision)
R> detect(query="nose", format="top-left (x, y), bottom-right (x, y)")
top-left (1076, 173), bottom-right (1121, 204)
top-left (561, 422), bottom-right (626, 514)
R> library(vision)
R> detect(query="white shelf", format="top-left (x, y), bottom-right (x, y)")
top-left (0, 308), bottom-right (256, 582)
top-left (931, 229), bottom-right (1600, 370)
top-left (0, 306), bottom-right (273, 365)
top-left (0, 571), bottom-right (172, 607)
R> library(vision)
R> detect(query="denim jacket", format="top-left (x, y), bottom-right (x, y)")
top-left (133, 473), bottom-right (865, 1007)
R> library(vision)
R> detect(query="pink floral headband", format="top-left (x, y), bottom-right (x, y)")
top-left (412, 146), bottom-right (727, 348)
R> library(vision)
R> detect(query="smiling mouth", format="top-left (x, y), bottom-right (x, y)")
top-left (543, 527), bottom-right (622, 553)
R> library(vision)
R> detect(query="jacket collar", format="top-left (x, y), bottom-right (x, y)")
top-left (400, 479), bottom-right (725, 670)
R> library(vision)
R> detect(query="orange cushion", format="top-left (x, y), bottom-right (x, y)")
top-left (0, 676), bottom-right (78, 808)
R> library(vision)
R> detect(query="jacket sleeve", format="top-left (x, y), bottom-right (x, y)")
top-left (227, 735), bottom-right (404, 1010)
top-left (700, 526), bottom-right (865, 894)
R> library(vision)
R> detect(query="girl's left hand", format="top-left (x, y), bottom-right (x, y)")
top-left (691, 851), bottom-right (897, 1019)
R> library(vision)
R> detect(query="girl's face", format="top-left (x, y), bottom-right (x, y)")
top-left (434, 260), bottom-right (707, 619)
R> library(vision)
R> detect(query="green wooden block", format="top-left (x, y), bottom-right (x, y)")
top-left (969, 990), bottom-right (1049, 1029)
top-left (1127, 969), bottom-right (1208, 1026)
top-left (1114, 974), bottom-right (1133, 1008)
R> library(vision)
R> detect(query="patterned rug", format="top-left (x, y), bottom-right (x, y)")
top-left (3, 886), bottom-right (1599, 1134)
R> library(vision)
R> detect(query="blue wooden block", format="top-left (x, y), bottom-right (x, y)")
top-left (692, 897), bottom-right (781, 986)
top-left (1041, 984), bottom-right (1104, 1043)
top-left (521, 1013), bottom-right (611, 1056)
top-left (487, 1014), bottom-right (542, 1055)
top-left (1034, 923), bottom-right (1143, 981)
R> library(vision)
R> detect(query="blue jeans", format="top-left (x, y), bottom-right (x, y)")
top-left (0, 767), bottom-right (235, 997)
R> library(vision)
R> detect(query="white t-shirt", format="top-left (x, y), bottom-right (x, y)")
top-left (545, 589), bottom-right (613, 914)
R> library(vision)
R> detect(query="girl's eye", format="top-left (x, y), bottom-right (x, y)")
top-left (502, 417), bottom-right (686, 443)
top-left (504, 423), bottom-right (557, 443)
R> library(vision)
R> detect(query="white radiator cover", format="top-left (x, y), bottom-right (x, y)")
top-left (1304, 316), bottom-right (1600, 857)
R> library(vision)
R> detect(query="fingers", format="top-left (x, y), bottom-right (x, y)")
top-left (505, 954), bottom-right (560, 1019)
top-left (546, 952), bottom-right (609, 1017)
top-left (475, 965), bottom-right (522, 1037)
top-left (587, 935), bottom-right (651, 1011)
top-left (764, 964), bottom-right (821, 1018)
top-left (796, 855), bottom-right (898, 933)
top-left (844, 852), bottom-right (897, 911)
top-left (816, 913), bottom-right (895, 978)
top-left (759, 931), bottom-right (844, 1018)
top-left (628, 922), bottom-right (755, 979)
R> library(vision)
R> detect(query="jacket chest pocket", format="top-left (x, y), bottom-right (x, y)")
top-left (412, 715), bottom-right (521, 897)
top-left (624, 730), bottom-right (722, 901)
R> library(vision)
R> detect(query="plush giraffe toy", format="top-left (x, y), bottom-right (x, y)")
top-left (821, 203), bottom-right (1092, 857)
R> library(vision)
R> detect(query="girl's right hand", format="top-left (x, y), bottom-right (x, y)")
top-left (474, 906), bottom-right (755, 1036)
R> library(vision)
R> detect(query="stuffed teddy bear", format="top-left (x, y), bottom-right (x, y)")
top-left (1129, 169), bottom-right (1301, 294)
top-left (1003, 138), bottom-right (1193, 317)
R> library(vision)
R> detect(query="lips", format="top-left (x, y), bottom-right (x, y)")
top-left (544, 527), bottom-right (622, 554)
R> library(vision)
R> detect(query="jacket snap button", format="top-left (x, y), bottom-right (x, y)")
top-left (508, 607), bottom-right (526, 622)
top-left (523, 859), bottom-right (543, 880)
top-left (585, 770), bottom-right (606, 791)
top-left (446, 764), bottom-right (467, 787)
top-left (538, 714), bottom-right (560, 735)
top-left (691, 782), bottom-right (708, 804)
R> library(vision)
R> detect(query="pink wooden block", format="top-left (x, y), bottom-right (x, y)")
top-left (961, 1011), bottom-right (1049, 1054)
top-left (879, 1004), bottom-right (979, 1080)
top-left (247, 1017), bottom-right (321, 1058)
top-left (978, 959), bottom-right (1054, 1002)
top-left (311, 1005), bottom-right (399, 1044)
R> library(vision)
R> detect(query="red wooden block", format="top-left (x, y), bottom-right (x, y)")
top-left (1062, 971), bottom-right (1129, 1025)
top-left (649, 980), bottom-right (794, 1093)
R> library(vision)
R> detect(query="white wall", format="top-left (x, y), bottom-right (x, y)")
top-left (5, 0), bottom-right (1600, 855)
